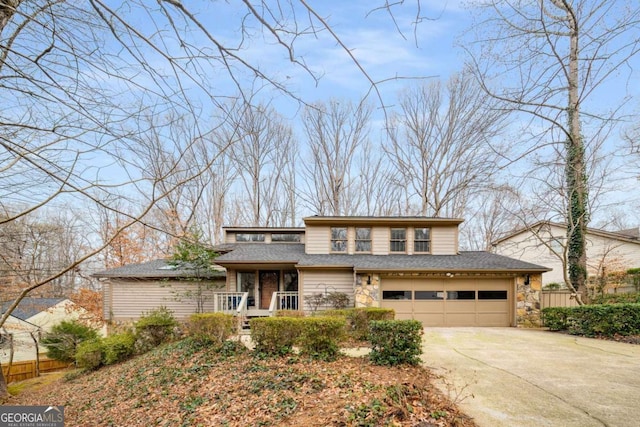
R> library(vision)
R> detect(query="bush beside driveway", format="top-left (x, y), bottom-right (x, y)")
top-left (421, 327), bottom-right (640, 427)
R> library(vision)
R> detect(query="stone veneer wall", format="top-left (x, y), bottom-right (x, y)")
top-left (517, 273), bottom-right (542, 327)
top-left (354, 274), bottom-right (380, 308)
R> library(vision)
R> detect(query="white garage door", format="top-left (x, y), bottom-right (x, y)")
top-left (381, 278), bottom-right (513, 327)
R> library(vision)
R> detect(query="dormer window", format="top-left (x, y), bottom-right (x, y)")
top-left (414, 227), bottom-right (431, 253)
top-left (272, 233), bottom-right (301, 242)
top-left (355, 228), bottom-right (372, 252)
top-left (390, 228), bottom-right (406, 252)
top-left (331, 227), bottom-right (347, 252)
top-left (236, 233), bottom-right (265, 242)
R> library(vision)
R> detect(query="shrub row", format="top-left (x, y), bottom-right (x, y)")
top-left (70, 307), bottom-right (178, 370)
top-left (542, 303), bottom-right (640, 337)
top-left (186, 312), bottom-right (237, 346)
top-left (251, 311), bottom-right (423, 366)
top-left (250, 316), bottom-right (346, 360)
top-left (322, 307), bottom-right (395, 341)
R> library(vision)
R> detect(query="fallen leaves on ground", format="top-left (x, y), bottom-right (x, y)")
top-left (8, 339), bottom-right (477, 426)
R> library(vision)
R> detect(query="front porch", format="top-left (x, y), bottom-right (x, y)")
top-left (213, 291), bottom-right (299, 319)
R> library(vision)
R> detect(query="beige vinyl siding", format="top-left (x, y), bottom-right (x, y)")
top-left (495, 223), bottom-right (640, 285)
top-left (102, 282), bottom-right (112, 321)
top-left (301, 269), bottom-right (354, 310)
top-left (225, 233), bottom-right (237, 244)
top-left (372, 227), bottom-right (389, 255)
top-left (109, 279), bottom-right (225, 321)
top-left (431, 226), bottom-right (458, 255)
top-left (305, 225), bottom-right (331, 254)
top-left (347, 227), bottom-right (355, 254)
top-left (227, 270), bottom-right (237, 291)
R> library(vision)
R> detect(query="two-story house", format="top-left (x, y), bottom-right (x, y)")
top-left (214, 216), bottom-right (550, 327)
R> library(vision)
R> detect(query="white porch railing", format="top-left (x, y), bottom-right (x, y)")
top-left (269, 291), bottom-right (299, 315)
top-left (214, 292), bottom-right (249, 317)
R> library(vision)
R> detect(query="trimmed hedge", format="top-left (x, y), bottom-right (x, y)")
top-left (541, 307), bottom-right (573, 331)
top-left (102, 332), bottom-right (136, 365)
top-left (75, 338), bottom-right (105, 371)
top-left (250, 317), bottom-right (303, 356)
top-left (188, 313), bottom-right (236, 346)
top-left (250, 316), bottom-right (347, 360)
top-left (542, 303), bottom-right (640, 337)
top-left (134, 307), bottom-right (178, 353)
top-left (275, 310), bottom-right (305, 318)
top-left (369, 320), bottom-right (423, 366)
top-left (322, 307), bottom-right (395, 341)
top-left (297, 316), bottom-right (346, 361)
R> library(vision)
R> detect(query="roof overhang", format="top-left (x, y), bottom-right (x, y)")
top-left (303, 216), bottom-right (464, 227)
top-left (222, 227), bottom-right (305, 233)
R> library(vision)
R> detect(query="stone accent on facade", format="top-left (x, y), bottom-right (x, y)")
top-left (354, 273), bottom-right (380, 308)
top-left (517, 273), bottom-right (542, 327)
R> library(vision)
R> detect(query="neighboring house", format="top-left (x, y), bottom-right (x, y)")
top-left (94, 259), bottom-right (227, 323)
top-left (213, 216), bottom-right (550, 327)
top-left (492, 221), bottom-right (640, 290)
top-left (0, 298), bottom-right (89, 362)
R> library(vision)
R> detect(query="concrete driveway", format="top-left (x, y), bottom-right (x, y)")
top-left (421, 328), bottom-right (640, 427)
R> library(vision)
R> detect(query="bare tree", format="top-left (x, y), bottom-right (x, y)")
top-left (461, 184), bottom-right (522, 251)
top-left (300, 99), bottom-right (373, 216)
top-left (385, 72), bottom-right (507, 218)
top-left (356, 140), bottom-right (403, 216)
top-left (465, 0), bottom-right (640, 301)
top-left (225, 101), bottom-right (297, 226)
top-left (0, 0), bottom-right (429, 397)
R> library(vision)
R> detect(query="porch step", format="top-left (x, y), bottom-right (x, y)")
top-left (239, 314), bottom-right (270, 332)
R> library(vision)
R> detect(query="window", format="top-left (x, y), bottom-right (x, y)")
top-left (382, 290), bottom-right (411, 300)
top-left (272, 233), bottom-right (301, 242)
top-left (447, 291), bottom-right (475, 300)
top-left (283, 270), bottom-right (298, 291)
top-left (237, 272), bottom-right (256, 306)
top-left (236, 233), bottom-right (265, 242)
top-left (414, 228), bottom-right (431, 252)
top-left (478, 290), bottom-right (508, 300)
top-left (415, 291), bottom-right (444, 300)
top-left (549, 236), bottom-right (564, 255)
top-left (390, 228), bottom-right (406, 252)
top-left (331, 227), bottom-right (347, 252)
top-left (355, 227), bottom-right (372, 252)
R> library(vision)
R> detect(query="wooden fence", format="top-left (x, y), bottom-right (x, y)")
top-left (541, 291), bottom-right (580, 309)
top-left (2, 358), bottom-right (69, 383)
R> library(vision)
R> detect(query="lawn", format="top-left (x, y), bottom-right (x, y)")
top-left (6, 339), bottom-right (477, 426)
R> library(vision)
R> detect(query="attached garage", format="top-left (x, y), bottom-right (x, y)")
top-left (381, 277), bottom-right (513, 327)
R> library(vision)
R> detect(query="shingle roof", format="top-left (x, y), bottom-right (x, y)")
top-left (1, 297), bottom-right (66, 321)
top-left (215, 244), bottom-right (305, 263)
top-left (92, 259), bottom-right (226, 279)
top-left (493, 220), bottom-right (640, 246)
top-left (298, 252), bottom-right (550, 272)
top-left (214, 243), bottom-right (550, 272)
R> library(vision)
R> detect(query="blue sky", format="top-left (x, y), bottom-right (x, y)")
top-left (112, 0), bottom-right (638, 227)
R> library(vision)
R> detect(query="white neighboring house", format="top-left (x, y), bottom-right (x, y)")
top-left (492, 221), bottom-right (640, 289)
top-left (0, 298), bottom-right (95, 363)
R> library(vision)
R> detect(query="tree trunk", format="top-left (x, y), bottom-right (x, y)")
top-left (564, 3), bottom-right (589, 303)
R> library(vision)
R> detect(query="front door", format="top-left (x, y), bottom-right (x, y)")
top-left (259, 271), bottom-right (279, 309)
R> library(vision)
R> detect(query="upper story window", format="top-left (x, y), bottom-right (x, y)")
top-left (548, 236), bottom-right (564, 255)
top-left (272, 233), bottom-right (301, 242)
top-left (236, 233), bottom-right (265, 242)
top-left (355, 227), bottom-right (372, 252)
top-left (414, 227), bottom-right (431, 252)
top-left (330, 227), bottom-right (347, 252)
top-left (390, 228), bottom-right (406, 252)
